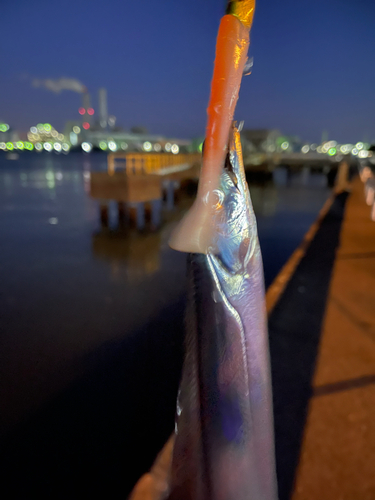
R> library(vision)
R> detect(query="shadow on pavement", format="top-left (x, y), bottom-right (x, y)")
top-left (268, 192), bottom-right (349, 500)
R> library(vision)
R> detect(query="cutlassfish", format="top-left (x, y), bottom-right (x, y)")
top-left (131, 1), bottom-right (278, 499)
top-left (168, 1), bottom-right (278, 499)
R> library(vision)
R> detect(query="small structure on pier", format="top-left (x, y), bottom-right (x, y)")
top-left (90, 152), bottom-right (200, 230)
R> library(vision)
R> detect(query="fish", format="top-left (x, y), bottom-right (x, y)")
top-left (167, 123), bottom-right (278, 500)
top-left (130, 2), bottom-right (278, 499)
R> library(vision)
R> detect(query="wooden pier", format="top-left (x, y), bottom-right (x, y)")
top-left (90, 152), bottom-right (200, 230)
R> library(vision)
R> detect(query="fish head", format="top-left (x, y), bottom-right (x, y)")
top-left (209, 122), bottom-right (258, 274)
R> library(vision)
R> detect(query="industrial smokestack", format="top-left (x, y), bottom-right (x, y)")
top-left (32, 77), bottom-right (86, 94)
top-left (98, 88), bottom-right (108, 128)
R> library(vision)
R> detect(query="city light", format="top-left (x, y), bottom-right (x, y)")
top-left (44, 124), bottom-right (52, 131)
top-left (16, 141), bottom-right (24, 150)
top-left (0, 123), bottom-right (10, 132)
top-left (70, 132), bottom-right (78, 145)
top-left (73, 126), bottom-right (81, 134)
top-left (0, 142), bottom-right (6, 150)
top-left (171, 144), bottom-right (179, 154)
top-left (82, 122), bottom-right (90, 130)
top-left (154, 143), bottom-right (161, 152)
top-left (43, 143), bottom-right (52, 152)
top-left (356, 142), bottom-right (364, 150)
top-left (281, 141), bottom-right (289, 150)
top-left (81, 142), bottom-right (92, 153)
top-left (53, 143), bottom-right (62, 152)
top-left (30, 126), bottom-right (37, 134)
top-left (58, 134), bottom-right (64, 141)
top-left (310, 144), bottom-right (317, 151)
top-left (79, 107), bottom-right (85, 115)
top-left (358, 150), bottom-right (369, 158)
top-left (301, 145), bottom-right (310, 154)
top-left (99, 141), bottom-right (107, 150)
top-left (37, 123), bottom-right (44, 131)
top-left (24, 142), bottom-right (34, 150)
top-left (352, 148), bottom-right (359, 156)
top-left (108, 141), bottom-right (117, 151)
top-left (87, 108), bottom-right (94, 115)
top-left (51, 130), bottom-right (58, 138)
top-left (121, 142), bottom-right (128, 150)
top-left (143, 141), bottom-right (152, 152)
top-left (62, 143), bottom-right (70, 152)
top-left (328, 147), bottom-right (337, 156)
top-left (165, 142), bottom-right (172, 152)
top-left (6, 142), bottom-right (14, 150)
top-left (35, 143), bottom-right (42, 151)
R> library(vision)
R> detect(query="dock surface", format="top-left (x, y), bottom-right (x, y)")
top-left (289, 176), bottom-right (375, 500)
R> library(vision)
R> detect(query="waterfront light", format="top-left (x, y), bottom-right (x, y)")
top-left (328, 147), bottom-right (337, 156)
top-left (82, 142), bottom-right (92, 153)
top-left (35, 143), bottom-right (42, 151)
top-left (358, 150), bottom-right (369, 158)
top-left (16, 141), bottom-right (24, 150)
top-left (171, 144), bottom-right (179, 154)
top-left (53, 142), bottom-right (62, 152)
top-left (99, 141), bottom-right (107, 150)
top-left (73, 126), bottom-right (81, 134)
top-left (43, 143), bottom-right (52, 152)
top-left (62, 143), bottom-right (70, 152)
top-left (0, 142), bottom-right (6, 150)
top-left (281, 141), bottom-right (289, 150)
top-left (6, 142), bottom-right (14, 150)
top-left (143, 141), bottom-right (152, 152)
top-left (25, 142), bottom-right (34, 150)
top-left (154, 143), bottom-right (161, 152)
top-left (301, 145), bottom-right (310, 154)
top-left (108, 141), bottom-right (117, 151)
top-left (165, 142), bottom-right (172, 152)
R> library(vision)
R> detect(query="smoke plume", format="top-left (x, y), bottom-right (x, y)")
top-left (32, 77), bottom-right (87, 94)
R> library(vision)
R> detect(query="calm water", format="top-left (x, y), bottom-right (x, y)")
top-left (0, 152), bottom-right (330, 494)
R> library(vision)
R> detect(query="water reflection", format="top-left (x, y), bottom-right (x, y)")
top-left (92, 229), bottom-right (162, 282)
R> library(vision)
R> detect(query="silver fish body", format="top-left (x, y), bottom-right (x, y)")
top-left (168, 125), bottom-right (278, 500)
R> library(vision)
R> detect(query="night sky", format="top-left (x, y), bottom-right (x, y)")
top-left (1, 0), bottom-right (374, 142)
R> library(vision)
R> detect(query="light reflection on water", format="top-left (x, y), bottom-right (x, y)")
top-left (0, 154), bottom-right (330, 433)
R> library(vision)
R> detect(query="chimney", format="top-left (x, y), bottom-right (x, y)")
top-left (98, 88), bottom-right (108, 128)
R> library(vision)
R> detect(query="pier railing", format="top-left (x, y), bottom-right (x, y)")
top-left (108, 152), bottom-right (201, 176)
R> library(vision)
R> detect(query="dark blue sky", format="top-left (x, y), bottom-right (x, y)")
top-left (1, 0), bottom-right (374, 142)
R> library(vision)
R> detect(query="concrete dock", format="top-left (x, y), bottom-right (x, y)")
top-left (130, 175), bottom-right (375, 500)
top-left (290, 176), bottom-right (375, 500)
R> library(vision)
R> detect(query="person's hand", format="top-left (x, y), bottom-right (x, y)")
top-left (129, 436), bottom-right (174, 500)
